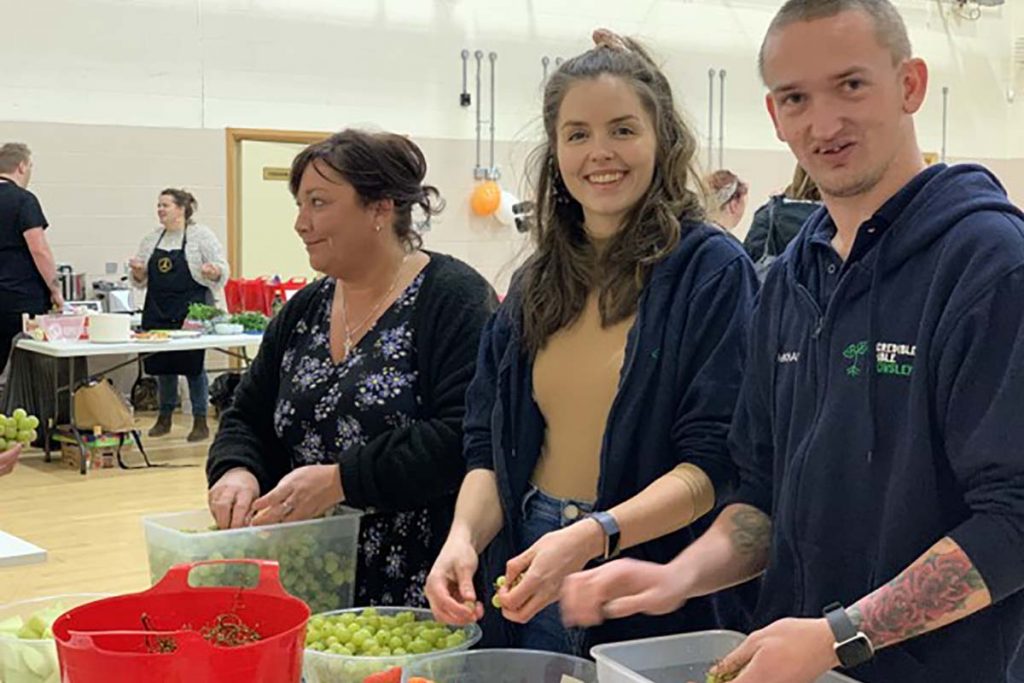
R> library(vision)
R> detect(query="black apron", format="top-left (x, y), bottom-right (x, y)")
top-left (141, 228), bottom-right (210, 376)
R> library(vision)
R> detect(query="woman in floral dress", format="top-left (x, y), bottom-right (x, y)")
top-left (206, 129), bottom-right (495, 606)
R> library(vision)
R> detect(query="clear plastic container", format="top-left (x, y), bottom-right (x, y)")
top-left (143, 508), bottom-right (360, 615)
top-left (0, 593), bottom-right (109, 683)
top-left (303, 607), bottom-right (482, 683)
top-left (402, 648), bottom-right (597, 683)
top-left (591, 630), bottom-right (861, 683)
top-left (39, 314), bottom-right (85, 342)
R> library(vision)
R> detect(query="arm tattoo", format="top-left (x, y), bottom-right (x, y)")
top-left (729, 507), bottom-right (772, 557)
top-left (849, 538), bottom-right (990, 649)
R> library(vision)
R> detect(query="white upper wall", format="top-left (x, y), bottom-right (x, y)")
top-left (0, 0), bottom-right (1018, 159)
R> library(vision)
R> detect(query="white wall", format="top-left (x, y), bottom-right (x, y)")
top-left (1, 1), bottom-right (1021, 294)
top-left (0, 0), bottom-right (1019, 159)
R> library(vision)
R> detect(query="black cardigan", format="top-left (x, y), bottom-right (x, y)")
top-left (206, 253), bottom-right (497, 511)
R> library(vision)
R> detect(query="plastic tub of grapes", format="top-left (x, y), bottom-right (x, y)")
top-left (0, 593), bottom-right (109, 683)
top-left (143, 508), bottom-right (361, 615)
top-left (303, 607), bottom-right (482, 683)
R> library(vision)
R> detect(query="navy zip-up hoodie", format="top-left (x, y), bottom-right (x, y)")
top-left (464, 222), bottom-right (759, 648)
top-left (731, 164), bottom-right (1024, 683)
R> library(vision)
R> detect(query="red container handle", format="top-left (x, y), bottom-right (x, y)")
top-left (65, 628), bottom-right (207, 654)
top-left (151, 559), bottom-right (291, 598)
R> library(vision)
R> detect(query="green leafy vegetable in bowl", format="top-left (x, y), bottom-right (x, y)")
top-left (230, 311), bottom-right (269, 332)
top-left (186, 303), bottom-right (224, 322)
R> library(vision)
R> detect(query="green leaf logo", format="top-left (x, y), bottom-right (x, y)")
top-left (843, 341), bottom-right (869, 378)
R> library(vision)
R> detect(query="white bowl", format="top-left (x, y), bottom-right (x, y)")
top-left (213, 323), bottom-right (244, 335)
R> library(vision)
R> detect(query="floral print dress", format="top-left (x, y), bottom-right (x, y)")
top-left (273, 273), bottom-right (439, 607)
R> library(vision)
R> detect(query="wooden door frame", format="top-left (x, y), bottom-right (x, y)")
top-left (225, 128), bottom-right (331, 276)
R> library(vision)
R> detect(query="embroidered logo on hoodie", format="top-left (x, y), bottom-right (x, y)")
top-left (843, 341), bottom-right (870, 377)
top-left (876, 342), bottom-right (916, 376)
top-left (843, 340), bottom-right (915, 377)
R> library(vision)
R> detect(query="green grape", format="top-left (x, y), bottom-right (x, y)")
top-left (0, 438), bottom-right (8, 451)
top-left (12, 408), bottom-right (27, 421)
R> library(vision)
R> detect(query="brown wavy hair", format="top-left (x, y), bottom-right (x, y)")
top-left (518, 36), bottom-right (705, 355)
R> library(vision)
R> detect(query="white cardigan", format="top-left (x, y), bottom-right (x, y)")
top-left (131, 224), bottom-right (230, 291)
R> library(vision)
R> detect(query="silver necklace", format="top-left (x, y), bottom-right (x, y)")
top-left (340, 255), bottom-right (408, 357)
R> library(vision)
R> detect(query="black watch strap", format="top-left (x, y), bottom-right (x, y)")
top-left (823, 602), bottom-right (875, 669)
top-left (824, 602), bottom-right (857, 641)
top-left (586, 511), bottom-right (621, 560)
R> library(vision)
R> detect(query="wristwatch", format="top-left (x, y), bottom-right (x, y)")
top-left (585, 511), bottom-right (621, 561)
top-left (823, 602), bottom-right (875, 668)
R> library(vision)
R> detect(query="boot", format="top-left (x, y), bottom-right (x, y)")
top-left (149, 412), bottom-right (173, 437)
top-left (187, 416), bottom-right (210, 442)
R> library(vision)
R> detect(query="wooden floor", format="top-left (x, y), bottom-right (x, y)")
top-left (0, 413), bottom-right (213, 605)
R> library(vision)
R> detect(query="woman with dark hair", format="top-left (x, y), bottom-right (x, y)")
top-left (130, 188), bottom-right (228, 441)
top-left (206, 129), bottom-right (496, 607)
top-left (706, 169), bottom-right (749, 233)
top-left (425, 30), bottom-right (758, 653)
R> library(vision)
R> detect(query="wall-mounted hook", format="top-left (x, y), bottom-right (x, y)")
top-left (474, 50), bottom-right (486, 178)
top-left (542, 56), bottom-right (550, 82)
top-left (489, 52), bottom-right (498, 179)
top-left (460, 49), bottom-right (471, 107)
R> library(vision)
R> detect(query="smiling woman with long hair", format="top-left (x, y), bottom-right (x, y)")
top-left (425, 30), bottom-right (759, 654)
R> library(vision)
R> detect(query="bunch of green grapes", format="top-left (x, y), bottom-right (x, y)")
top-left (146, 527), bottom-right (356, 613)
top-left (302, 608), bottom-right (477, 683)
top-left (0, 409), bottom-right (39, 451)
top-left (304, 608), bottom-right (467, 658)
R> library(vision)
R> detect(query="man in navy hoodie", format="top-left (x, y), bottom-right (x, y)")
top-left (560, 2), bottom-right (1024, 682)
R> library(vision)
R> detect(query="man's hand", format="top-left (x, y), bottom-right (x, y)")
top-left (561, 557), bottom-right (690, 627)
top-left (208, 467), bottom-right (259, 529)
top-left (713, 618), bottom-right (839, 683)
top-left (49, 287), bottom-right (64, 310)
top-left (250, 464), bottom-right (343, 526)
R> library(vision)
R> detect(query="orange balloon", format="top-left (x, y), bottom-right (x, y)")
top-left (470, 181), bottom-right (501, 216)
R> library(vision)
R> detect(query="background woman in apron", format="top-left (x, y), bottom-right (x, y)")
top-left (129, 188), bottom-right (229, 442)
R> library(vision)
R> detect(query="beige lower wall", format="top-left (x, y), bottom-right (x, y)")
top-left (2, 121), bottom-right (1022, 298)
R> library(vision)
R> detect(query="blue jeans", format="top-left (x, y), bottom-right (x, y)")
top-left (516, 486), bottom-right (594, 656)
top-left (157, 373), bottom-right (208, 417)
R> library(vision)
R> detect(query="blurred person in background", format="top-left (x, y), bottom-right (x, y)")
top-left (743, 163), bottom-right (823, 278)
top-left (0, 143), bottom-right (61, 376)
top-left (706, 168), bottom-right (749, 234)
top-left (130, 188), bottom-right (229, 442)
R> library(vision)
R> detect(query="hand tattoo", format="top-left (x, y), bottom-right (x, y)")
top-left (849, 538), bottom-right (990, 649)
top-left (729, 506), bottom-right (772, 558)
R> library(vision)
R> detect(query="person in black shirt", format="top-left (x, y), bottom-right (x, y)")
top-left (0, 143), bottom-right (62, 374)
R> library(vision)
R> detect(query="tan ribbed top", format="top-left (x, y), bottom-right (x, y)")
top-left (531, 292), bottom-right (634, 502)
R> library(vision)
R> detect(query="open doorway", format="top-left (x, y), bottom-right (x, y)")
top-left (225, 128), bottom-right (330, 279)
